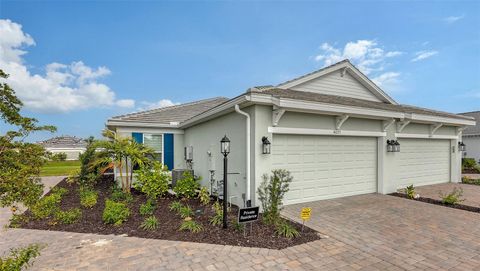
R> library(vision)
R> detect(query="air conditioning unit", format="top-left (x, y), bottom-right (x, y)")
top-left (184, 146), bottom-right (193, 161)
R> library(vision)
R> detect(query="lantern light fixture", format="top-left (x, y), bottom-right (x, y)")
top-left (387, 140), bottom-right (400, 153)
top-left (262, 136), bottom-right (271, 154)
top-left (458, 141), bottom-right (466, 152)
top-left (220, 135), bottom-right (230, 157)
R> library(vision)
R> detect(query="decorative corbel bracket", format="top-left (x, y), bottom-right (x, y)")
top-left (341, 67), bottom-right (348, 77)
top-left (456, 126), bottom-right (467, 136)
top-left (396, 120), bottom-right (411, 133)
top-left (429, 123), bottom-right (443, 137)
top-left (272, 107), bottom-right (286, 127)
top-left (336, 115), bottom-right (349, 130)
top-left (382, 119), bottom-right (396, 132)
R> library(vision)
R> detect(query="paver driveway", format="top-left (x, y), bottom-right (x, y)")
top-left (283, 194), bottom-right (480, 271)
top-left (2, 178), bottom-right (480, 270)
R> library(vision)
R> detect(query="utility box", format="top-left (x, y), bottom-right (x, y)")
top-left (172, 169), bottom-right (193, 188)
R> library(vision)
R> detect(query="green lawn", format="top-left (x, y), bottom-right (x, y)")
top-left (40, 160), bottom-right (81, 176)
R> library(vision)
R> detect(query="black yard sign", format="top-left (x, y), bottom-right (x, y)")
top-left (238, 206), bottom-right (259, 223)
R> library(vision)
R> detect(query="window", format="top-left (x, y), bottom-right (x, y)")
top-left (143, 134), bottom-right (163, 163)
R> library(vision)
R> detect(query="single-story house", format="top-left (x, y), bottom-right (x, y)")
top-left (37, 135), bottom-right (87, 160)
top-left (459, 111), bottom-right (480, 163)
top-left (106, 59), bottom-right (475, 207)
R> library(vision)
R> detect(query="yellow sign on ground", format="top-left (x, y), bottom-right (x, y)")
top-left (300, 207), bottom-right (311, 221)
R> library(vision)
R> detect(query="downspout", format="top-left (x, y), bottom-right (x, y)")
top-left (234, 104), bottom-right (251, 207)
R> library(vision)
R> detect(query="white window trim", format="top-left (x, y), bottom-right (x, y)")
top-left (143, 133), bottom-right (164, 163)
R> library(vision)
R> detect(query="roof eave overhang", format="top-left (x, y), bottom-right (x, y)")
top-left (106, 120), bottom-right (181, 129)
top-left (250, 93), bottom-right (476, 126)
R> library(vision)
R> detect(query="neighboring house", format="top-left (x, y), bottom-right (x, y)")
top-left (38, 135), bottom-right (87, 160)
top-left (106, 59), bottom-right (475, 208)
top-left (459, 111), bottom-right (480, 163)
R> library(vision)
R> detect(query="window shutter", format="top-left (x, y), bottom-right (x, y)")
top-left (132, 132), bottom-right (143, 144)
top-left (164, 133), bottom-right (174, 170)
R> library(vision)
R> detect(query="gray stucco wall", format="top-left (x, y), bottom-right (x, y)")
top-left (463, 136), bottom-right (480, 163)
top-left (184, 108), bottom-right (253, 208)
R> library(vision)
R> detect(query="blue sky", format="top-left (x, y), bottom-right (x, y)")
top-left (1, 1), bottom-right (479, 141)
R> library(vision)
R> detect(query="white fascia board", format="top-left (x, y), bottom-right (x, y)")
top-left (276, 98), bottom-right (404, 119)
top-left (179, 95), bottom-right (248, 128)
top-left (277, 61), bottom-right (397, 105)
top-left (408, 113), bottom-right (476, 126)
top-left (45, 147), bottom-right (87, 151)
top-left (116, 127), bottom-right (184, 135)
top-left (269, 126), bottom-right (386, 137)
top-left (395, 133), bottom-right (458, 140)
top-left (106, 121), bottom-right (180, 129)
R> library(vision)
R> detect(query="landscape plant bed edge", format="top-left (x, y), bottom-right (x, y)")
top-left (389, 192), bottom-right (480, 213)
top-left (14, 176), bottom-right (320, 250)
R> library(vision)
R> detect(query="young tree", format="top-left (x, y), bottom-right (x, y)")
top-left (0, 69), bottom-right (56, 208)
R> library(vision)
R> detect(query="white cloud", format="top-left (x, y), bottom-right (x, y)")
top-left (444, 15), bottom-right (465, 24)
top-left (314, 40), bottom-right (403, 75)
top-left (137, 99), bottom-right (179, 111)
top-left (411, 50), bottom-right (438, 62)
top-left (372, 72), bottom-right (401, 88)
top-left (0, 19), bottom-right (134, 113)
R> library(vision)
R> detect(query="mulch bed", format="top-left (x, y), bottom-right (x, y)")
top-left (462, 168), bottom-right (480, 174)
top-left (389, 192), bottom-right (480, 213)
top-left (16, 176), bottom-right (320, 249)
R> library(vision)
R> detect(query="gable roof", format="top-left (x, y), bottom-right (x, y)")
top-left (459, 111), bottom-right (480, 135)
top-left (276, 59), bottom-right (398, 105)
top-left (38, 136), bottom-right (87, 149)
top-left (108, 97), bottom-right (229, 127)
top-left (250, 88), bottom-right (472, 121)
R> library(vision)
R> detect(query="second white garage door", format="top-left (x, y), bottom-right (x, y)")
top-left (395, 139), bottom-right (450, 189)
top-left (272, 134), bottom-right (377, 205)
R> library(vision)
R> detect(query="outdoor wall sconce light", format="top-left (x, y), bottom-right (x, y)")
top-left (387, 140), bottom-right (400, 152)
top-left (262, 136), bottom-right (271, 154)
top-left (458, 141), bottom-right (466, 152)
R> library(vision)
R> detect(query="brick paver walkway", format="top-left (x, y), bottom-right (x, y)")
top-left (2, 178), bottom-right (480, 270)
top-left (283, 194), bottom-right (480, 271)
top-left (413, 183), bottom-right (480, 207)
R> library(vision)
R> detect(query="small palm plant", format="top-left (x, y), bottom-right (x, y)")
top-left (404, 185), bottom-right (416, 199)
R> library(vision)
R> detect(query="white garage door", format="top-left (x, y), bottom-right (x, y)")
top-left (272, 134), bottom-right (377, 205)
top-left (396, 139), bottom-right (450, 188)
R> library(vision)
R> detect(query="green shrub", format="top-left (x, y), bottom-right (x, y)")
top-left (79, 188), bottom-right (98, 208)
top-left (209, 201), bottom-right (223, 226)
top-left (0, 244), bottom-right (42, 271)
top-left (9, 214), bottom-right (28, 228)
top-left (404, 185), bottom-right (416, 199)
top-left (440, 188), bottom-right (465, 205)
top-left (54, 208), bottom-right (82, 224)
top-left (77, 138), bottom-right (102, 188)
top-left (30, 193), bottom-right (62, 219)
top-left (139, 200), bottom-right (156, 216)
top-left (233, 221), bottom-right (245, 232)
top-left (49, 152), bottom-right (67, 161)
top-left (258, 169), bottom-right (292, 225)
top-left (110, 187), bottom-right (133, 203)
top-left (133, 161), bottom-right (170, 200)
top-left (173, 171), bottom-right (200, 199)
top-left (275, 221), bottom-right (300, 239)
top-left (102, 199), bottom-right (130, 226)
top-left (178, 205), bottom-right (193, 218)
top-left (198, 187), bottom-right (210, 205)
top-left (462, 158), bottom-right (477, 169)
top-left (50, 187), bottom-right (68, 197)
top-left (462, 176), bottom-right (480, 185)
top-left (169, 201), bottom-right (183, 213)
top-left (140, 216), bottom-right (159, 231)
top-left (179, 220), bottom-right (203, 233)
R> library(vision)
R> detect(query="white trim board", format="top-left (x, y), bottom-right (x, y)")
top-left (395, 133), bottom-right (458, 140)
top-left (268, 126), bottom-right (386, 137)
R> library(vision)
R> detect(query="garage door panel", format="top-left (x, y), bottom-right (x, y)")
top-left (396, 139), bottom-right (450, 188)
top-left (273, 134), bottom-right (377, 204)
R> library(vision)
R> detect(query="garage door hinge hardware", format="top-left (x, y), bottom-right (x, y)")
top-left (429, 123), bottom-right (443, 137)
top-left (272, 108), bottom-right (286, 127)
top-left (396, 120), bottom-right (411, 133)
top-left (335, 115), bottom-right (349, 130)
top-left (382, 119), bottom-right (396, 132)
